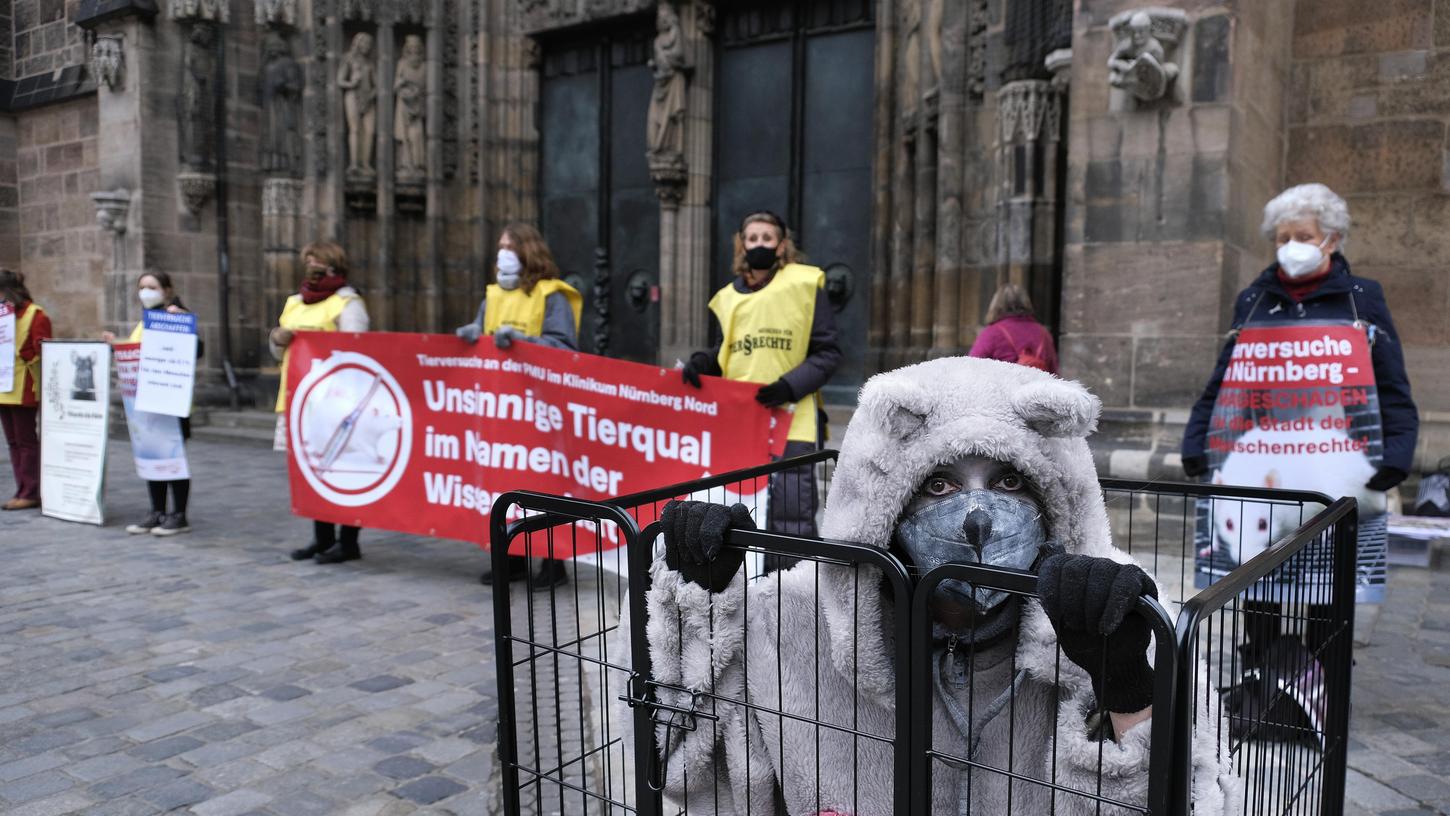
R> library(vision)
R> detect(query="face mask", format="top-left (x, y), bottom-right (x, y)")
top-left (1277, 236), bottom-right (1331, 279)
top-left (496, 249), bottom-right (522, 291)
top-left (894, 489), bottom-right (1050, 615)
top-left (138, 288), bottom-right (165, 309)
top-left (744, 245), bottom-right (778, 272)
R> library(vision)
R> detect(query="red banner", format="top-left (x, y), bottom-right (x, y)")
top-left (285, 332), bottom-right (788, 555)
top-left (1219, 325), bottom-right (1374, 390)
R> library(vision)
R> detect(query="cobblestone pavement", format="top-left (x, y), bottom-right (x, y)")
top-left (1, 438), bottom-right (501, 815)
top-left (3, 437), bottom-right (1450, 814)
top-left (1344, 567), bottom-right (1450, 816)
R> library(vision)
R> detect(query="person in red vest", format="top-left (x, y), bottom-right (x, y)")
top-left (969, 283), bottom-right (1059, 374)
top-left (0, 269), bottom-right (52, 511)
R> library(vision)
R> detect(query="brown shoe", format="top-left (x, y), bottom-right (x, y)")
top-left (2, 498), bottom-right (40, 511)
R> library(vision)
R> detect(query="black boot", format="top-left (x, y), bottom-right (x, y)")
top-left (531, 558), bottom-right (569, 591)
top-left (296, 521), bottom-right (338, 561)
top-left (480, 554), bottom-right (531, 585)
top-left (290, 540), bottom-right (326, 561)
top-left (315, 525), bottom-right (360, 564)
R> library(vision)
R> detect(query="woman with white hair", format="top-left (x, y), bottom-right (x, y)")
top-left (1181, 182), bottom-right (1418, 489)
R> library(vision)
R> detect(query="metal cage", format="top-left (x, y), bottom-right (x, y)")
top-left (490, 452), bottom-right (1357, 816)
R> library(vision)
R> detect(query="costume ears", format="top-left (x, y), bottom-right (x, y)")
top-left (861, 376), bottom-right (932, 442)
top-left (1011, 379), bottom-right (1100, 439)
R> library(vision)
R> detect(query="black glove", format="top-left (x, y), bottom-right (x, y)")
top-left (1038, 554), bottom-right (1157, 714)
top-left (680, 351), bottom-right (719, 388)
top-left (754, 379), bottom-right (794, 408)
top-left (661, 500), bottom-right (752, 593)
top-left (1366, 466), bottom-right (1408, 492)
top-left (1181, 454), bottom-right (1209, 479)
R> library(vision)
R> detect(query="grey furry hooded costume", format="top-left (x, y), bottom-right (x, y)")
top-left (636, 357), bottom-right (1239, 815)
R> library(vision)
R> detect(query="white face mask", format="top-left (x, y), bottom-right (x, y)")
top-left (1276, 235), bottom-right (1332, 279)
top-left (496, 249), bottom-right (522, 291)
top-left (138, 287), bottom-right (165, 309)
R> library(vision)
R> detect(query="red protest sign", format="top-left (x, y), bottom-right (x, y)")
top-left (1220, 325), bottom-right (1374, 390)
top-left (114, 343), bottom-right (140, 396)
top-left (284, 332), bottom-right (788, 555)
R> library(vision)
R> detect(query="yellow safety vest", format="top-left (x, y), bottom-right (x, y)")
top-left (482, 279), bottom-right (583, 337)
top-left (274, 292), bottom-right (358, 412)
top-left (709, 263), bottom-right (824, 443)
top-left (0, 303), bottom-right (43, 406)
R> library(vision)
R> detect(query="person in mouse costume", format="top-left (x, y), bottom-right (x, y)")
top-left (636, 357), bottom-right (1238, 815)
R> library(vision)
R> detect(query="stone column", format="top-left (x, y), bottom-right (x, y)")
top-left (885, 0), bottom-right (920, 369)
top-left (867, 0), bottom-right (897, 372)
top-left (656, 0), bottom-right (713, 367)
top-left (424, 0), bottom-right (445, 332)
top-left (258, 0), bottom-right (303, 330)
top-left (375, 18), bottom-right (395, 330)
top-left (931, 0), bottom-right (965, 357)
top-left (77, 5), bottom-right (155, 337)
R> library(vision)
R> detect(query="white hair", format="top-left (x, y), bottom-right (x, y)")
top-left (1260, 183), bottom-right (1351, 242)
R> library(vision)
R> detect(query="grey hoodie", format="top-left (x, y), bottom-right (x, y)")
top-left (635, 357), bottom-right (1239, 815)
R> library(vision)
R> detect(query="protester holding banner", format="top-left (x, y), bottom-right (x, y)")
top-left (0, 269), bottom-right (50, 511)
top-left (271, 241), bottom-right (371, 564)
top-left (680, 210), bottom-right (841, 545)
top-left (968, 283), bottom-right (1059, 374)
top-left (102, 272), bottom-right (200, 536)
top-left (456, 223), bottom-right (582, 589)
top-left (454, 223), bottom-right (583, 352)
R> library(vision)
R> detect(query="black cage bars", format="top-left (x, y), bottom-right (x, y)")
top-left (491, 452), bottom-right (1358, 816)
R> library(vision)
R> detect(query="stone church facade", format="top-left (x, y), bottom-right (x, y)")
top-left (0, 0), bottom-right (1446, 472)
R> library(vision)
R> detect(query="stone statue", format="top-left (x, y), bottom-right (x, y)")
top-left (1108, 10), bottom-right (1179, 102)
top-left (393, 34), bottom-right (427, 180)
top-left (179, 23), bottom-right (216, 169)
top-left (262, 33), bottom-right (304, 176)
top-left (338, 32), bottom-right (377, 174)
top-left (646, 1), bottom-right (688, 172)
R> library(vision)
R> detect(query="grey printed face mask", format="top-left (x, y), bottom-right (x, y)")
top-left (894, 489), bottom-right (1049, 614)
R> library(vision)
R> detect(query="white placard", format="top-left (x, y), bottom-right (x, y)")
top-left (115, 343), bottom-right (189, 481)
top-left (40, 341), bottom-right (111, 525)
top-left (135, 311), bottom-right (198, 418)
top-left (0, 301), bottom-right (14, 395)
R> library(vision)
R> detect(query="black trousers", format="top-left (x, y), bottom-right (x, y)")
top-left (763, 439), bottom-right (822, 572)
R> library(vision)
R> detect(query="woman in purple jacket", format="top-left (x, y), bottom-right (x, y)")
top-left (969, 283), bottom-right (1059, 374)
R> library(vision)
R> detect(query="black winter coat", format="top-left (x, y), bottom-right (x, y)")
top-left (1183, 254), bottom-right (1419, 473)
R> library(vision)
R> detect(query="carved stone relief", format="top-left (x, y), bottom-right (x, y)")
top-left (338, 31), bottom-right (378, 177)
top-left (966, 0), bottom-right (988, 102)
top-left (393, 34), bottom-right (428, 182)
top-left (310, 0), bottom-right (330, 177)
top-left (1107, 8), bottom-right (1187, 107)
top-left (91, 36), bottom-right (124, 91)
top-left (262, 32), bottom-right (305, 177)
top-left (91, 189), bottom-right (131, 234)
top-left (442, 0), bottom-right (460, 179)
top-left (262, 178), bottom-right (306, 217)
top-left (647, 0), bottom-right (689, 194)
top-left (178, 22), bottom-right (217, 171)
top-left (340, 0), bottom-right (375, 22)
top-left (516, 0), bottom-right (652, 35)
top-left (168, 0), bottom-right (228, 22)
top-left (255, 0), bottom-right (298, 27)
top-left (178, 171), bottom-right (216, 214)
top-left (998, 79), bottom-right (1060, 144)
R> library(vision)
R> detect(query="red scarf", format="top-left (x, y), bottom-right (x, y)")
top-left (1275, 265), bottom-right (1330, 303)
top-left (300, 274), bottom-right (347, 305)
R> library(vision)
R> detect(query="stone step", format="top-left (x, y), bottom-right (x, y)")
top-left (189, 409), bottom-right (277, 446)
top-left (196, 409), bottom-right (280, 431)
